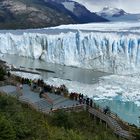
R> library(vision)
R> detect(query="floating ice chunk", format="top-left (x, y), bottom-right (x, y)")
top-left (44, 74), bottom-right (140, 107)
top-left (10, 71), bottom-right (41, 80)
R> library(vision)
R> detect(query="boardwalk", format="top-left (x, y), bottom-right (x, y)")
top-left (0, 84), bottom-right (135, 140)
top-left (0, 84), bottom-right (81, 113)
top-left (88, 107), bottom-right (135, 140)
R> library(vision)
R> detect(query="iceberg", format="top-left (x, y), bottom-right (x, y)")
top-left (1, 22), bottom-right (140, 74)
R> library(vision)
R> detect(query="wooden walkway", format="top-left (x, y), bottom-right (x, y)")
top-left (0, 85), bottom-right (83, 114)
top-left (88, 107), bottom-right (135, 140)
top-left (49, 104), bottom-right (135, 139)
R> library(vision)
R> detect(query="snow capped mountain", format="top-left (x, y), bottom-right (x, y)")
top-left (97, 7), bottom-right (127, 18)
top-left (97, 7), bottom-right (140, 21)
top-left (44, 0), bottom-right (108, 23)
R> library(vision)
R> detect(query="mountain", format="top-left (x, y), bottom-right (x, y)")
top-left (0, 0), bottom-right (75, 29)
top-left (44, 0), bottom-right (108, 23)
top-left (97, 7), bottom-right (127, 18)
top-left (0, 0), bottom-right (108, 29)
top-left (97, 7), bottom-right (140, 21)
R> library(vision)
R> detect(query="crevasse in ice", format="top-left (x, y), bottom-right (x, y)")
top-left (0, 29), bottom-right (140, 74)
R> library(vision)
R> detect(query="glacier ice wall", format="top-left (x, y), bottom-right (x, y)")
top-left (0, 30), bottom-right (140, 74)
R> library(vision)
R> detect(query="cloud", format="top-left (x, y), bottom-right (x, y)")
top-left (74, 0), bottom-right (140, 13)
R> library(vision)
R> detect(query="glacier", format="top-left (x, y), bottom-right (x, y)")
top-left (1, 22), bottom-right (140, 74)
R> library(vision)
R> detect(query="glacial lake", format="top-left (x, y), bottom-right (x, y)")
top-left (1, 54), bottom-right (140, 127)
top-left (94, 98), bottom-right (140, 127)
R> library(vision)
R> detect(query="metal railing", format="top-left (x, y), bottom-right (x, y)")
top-left (51, 104), bottom-right (84, 112)
top-left (88, 107), bottom-right (135, 140)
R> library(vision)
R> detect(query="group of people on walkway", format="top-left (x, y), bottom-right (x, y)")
top-left (69, 92), bottom-right (93, 107)
top-left (8, 74), bottom-right (111, 115)
top-left (17, 77), bottom-right (95, 108)
top-left (6, 73), bottom-right (112, 115)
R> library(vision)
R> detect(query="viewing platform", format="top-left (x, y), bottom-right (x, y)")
top-left (0, 84), bottom-right (82, 113)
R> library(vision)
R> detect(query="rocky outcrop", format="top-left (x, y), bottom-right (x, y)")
top-left (0, 0), bottom-right (75, 29)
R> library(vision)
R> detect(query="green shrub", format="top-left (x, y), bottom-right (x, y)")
top-left (0, 115), bottom-right (16, 140)
top-left (0, 67), bottom-right (6, 81)
top-left (51, 110), bottom-right (74, 129)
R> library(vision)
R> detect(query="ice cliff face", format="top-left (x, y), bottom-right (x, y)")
top-left (0, 26), bottom-right (140, 74)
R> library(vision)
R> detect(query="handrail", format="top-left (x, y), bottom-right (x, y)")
top-left (52, 104), bottom-right (84, 112)
top-left (92, 105), bottom-right (129, 129)
top-left (88, 107), bottom-right (135, 140)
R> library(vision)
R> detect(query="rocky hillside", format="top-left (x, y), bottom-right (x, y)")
top-left (0, 0), bottom-right (75, 29)
top-left (0, 0), bottom-right (108, 29)
top-left (44, 0), bottom-right (108, 23)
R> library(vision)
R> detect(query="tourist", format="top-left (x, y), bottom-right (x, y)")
top-left (21, 78), bottom-right (24, 84)
top-left (103, 106), bottom-right (110, 114)
top-left (83, 98), bottom-right (86, 104)
top-left (16, 83), bottom-right (23, 99)
top-left (32, 83), bottom-right (35, 90)
top-left (81, 94), bottom-right (84, 99)
top-left (90, 99), bottom-right (93, 107)
top-left (7, 71), bottom-right (11, 77)
top-left (19, 84), bottom-right (23, 89)
top-left (39, 89), bottom-right (44, 98)
top-left (86, 98), bottom-right (89, 106)
top-left (79, 93), bottom-right (81, 100)
top-left (75, 93), bottom-right (78, 101)
top-left (29, 79), bottom-right (32, 86)
top-left (19, 84), bottom-right (23, 96)
top-left (79, 96), bottom-right (82, 104)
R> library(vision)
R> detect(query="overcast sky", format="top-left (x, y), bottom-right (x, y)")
top-left (74, 0), bottom-right (140, 13)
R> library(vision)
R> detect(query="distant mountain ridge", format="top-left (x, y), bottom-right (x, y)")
top-left (97, 7), bottom-right (140, 21)
top-left (0, 0), bottom-right (108, 29)
top-left (97, 7), bottom-right (127, 17)
top-left (44, 0), bottom-right (108, 23)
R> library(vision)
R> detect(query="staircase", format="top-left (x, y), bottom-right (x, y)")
top-left (88, 107), bottom-right (135, 140)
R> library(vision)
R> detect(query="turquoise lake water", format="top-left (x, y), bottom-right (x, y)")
top-left (94, 96), bottom-right (140, 127)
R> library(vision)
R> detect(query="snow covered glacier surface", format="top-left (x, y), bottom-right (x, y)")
top-left (1, 22), bottom-right (140, 74)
